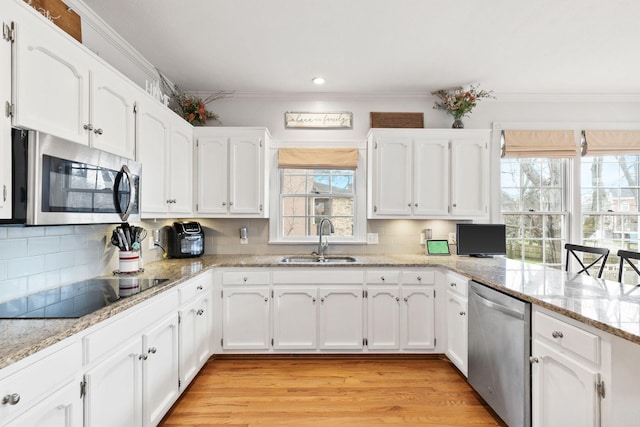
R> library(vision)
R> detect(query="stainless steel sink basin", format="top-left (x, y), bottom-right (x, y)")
top-left (280, 256), bottom-right (357, 263)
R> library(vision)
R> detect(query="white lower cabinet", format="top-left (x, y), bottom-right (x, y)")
top-left (272, 287), bottom-right (318, 350)
top-left (318, 286), bottom-right (363, 350)
top-left (84, 312), bottom-right (179, 427)
top-left (179, 291), bottom-right (212, 387)
top-left (366, 286), bottom-right (401, 350)
top-left (531, 308), bottom-right (608, 427)
top-left (221, 286), bottom-right (271, 350)
top-left (444, 272), bottom-right (468, 376)
top-left (400, 271), bottom-right (436, 350)
top-left (5, 377), bottom-right (84, 427)
top-left (0, 339), bottom-right (82, 426)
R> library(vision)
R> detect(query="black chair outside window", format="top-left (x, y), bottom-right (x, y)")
top-left (617, 249), bottom-right (640, 285)
top-left (564, 244), bottom-right (610, 279)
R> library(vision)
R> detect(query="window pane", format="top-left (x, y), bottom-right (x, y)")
top-left (500, 161), bottom-right (520, 187)
top-left (544, 240), bottom-right (563, 265)
top-left (522, 189), bottom-right (541, 211)
top-left (541, 189), bottom-right (562, 211)
top-left (544, 215), bottom-right (564, 239)
top-left (504, 215), bottom-right (522, 238)
top-left (523, 240), bottom-right (544, 264)
top-left (283, 197), bottom-right (308, 216)
top-left (501, 189), bottom-right (520, 211)
top-left (282, 217), bottom-right (308, 237)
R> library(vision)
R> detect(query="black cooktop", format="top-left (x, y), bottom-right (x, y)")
top-left (0, 277), bottom-right (169, 319)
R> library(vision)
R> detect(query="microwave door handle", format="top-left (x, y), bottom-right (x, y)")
top-left (115, 165), bottom-right (136, 221)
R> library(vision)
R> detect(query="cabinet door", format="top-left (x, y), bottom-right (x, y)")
top-left (371, 138), bottom-right (412, 216)
top-left (0, 15), bottom-right (11, 219)
top-left (273, 287), bottom-right (318, 350)
top-left (137, 96), bottom-right (169, 215)
top-left (450, 138), bottom-right (488, 217)
top-left (446, 289), bottom-right (468, 375)
top-left (168, 119), bottom-right (194, 214)
top-left (85, 337), bottom-right (143, 427)
top-left (89, 64), bottom-right (136, 158)
top-left (229, 136), bottom-right (264, 215)
top-left (196, 136), bottom-right (229, 214)
top-left (367, 286), bottom-right (400, 350)
top-left (142, 313), bottom-right (179, 427)
top-left (5, 379), bottom-right (83, 427)
top-left (222, 287), bottom-right (270, 350)
top-left (401, 285), bottom-right (436, 350)
top-left (179, 293), bottom-right (212, 387)
top-left (318, 287), bottom-right (363, 350)
top-left (413, 139), bottom-right (450, 216)
top-left (532, 340), bottom-right (600, 427)
top-left (12, 12), bottom-right (90, 145)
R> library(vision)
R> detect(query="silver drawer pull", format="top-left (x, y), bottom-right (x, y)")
top-left (460, 311), bottom-right (466, 316)
top-left (450, 282), bottom-right (456, 287)
top-left (551, 331), bottom-right (564, 339)
top-left (2, 393), bottom-right (20, 405)
top-left (197, 285), bottom-right (203, 290)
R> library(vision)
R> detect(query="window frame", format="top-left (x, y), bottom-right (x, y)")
top-left (268, 142), bottom-right (367, 244)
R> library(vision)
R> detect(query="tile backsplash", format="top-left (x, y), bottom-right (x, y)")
top-left (0, 224), bottom-right (117, 303)
top-left (0, 219), bottom-right (459, 303)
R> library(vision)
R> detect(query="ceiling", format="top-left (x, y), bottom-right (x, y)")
top-left (81, 0), bottom-right (640, 95)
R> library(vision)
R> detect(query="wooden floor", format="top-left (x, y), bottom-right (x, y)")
top-left (160, 356), bottom-right (504, 427)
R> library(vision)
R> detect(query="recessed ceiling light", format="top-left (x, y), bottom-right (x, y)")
top-left (312, 77), bottom-right (326, 85)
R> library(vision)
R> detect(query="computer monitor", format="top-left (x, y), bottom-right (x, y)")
top-left (456, 224), bottom-right (506, 258)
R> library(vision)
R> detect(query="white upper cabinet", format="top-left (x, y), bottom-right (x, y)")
top-left (88, 62), bottom-right (137, 158)
top-left (368, 129), bottom-right (490, 219)
top-left (10, 3), bottom-right (136, 158)
top-left (137, 93), bottom-right (193, 217)
top-left (0, 12), bottom-right (12, 219)
top-left (194, 127), bottom-right (269, 218)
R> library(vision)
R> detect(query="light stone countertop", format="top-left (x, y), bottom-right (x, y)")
top-left (2, 253), bottom-right (639, 370)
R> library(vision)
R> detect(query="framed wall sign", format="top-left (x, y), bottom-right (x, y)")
top-left (285, 112), bottom-right (353, 129)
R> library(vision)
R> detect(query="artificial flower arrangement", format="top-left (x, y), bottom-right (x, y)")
top-left (431, 84), bottom-right (494, 124)
top-left (158, 70), bottom-right (231, 126)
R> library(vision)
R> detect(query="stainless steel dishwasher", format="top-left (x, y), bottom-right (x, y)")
top-left (468, 281), bottom-right (531, 427)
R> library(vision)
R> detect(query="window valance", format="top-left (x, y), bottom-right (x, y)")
top-left (582, 130), bottom-right (640, 156)
top-left (501, 130), bottom-right (577, 158)
top-left (278, 148), bottom-right (359, 169)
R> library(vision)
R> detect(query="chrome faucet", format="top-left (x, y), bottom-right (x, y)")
top-left (317, 217), bottom-right (334, 260)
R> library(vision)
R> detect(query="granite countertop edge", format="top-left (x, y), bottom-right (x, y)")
top-left (2, 253), bottom-right (639, 371)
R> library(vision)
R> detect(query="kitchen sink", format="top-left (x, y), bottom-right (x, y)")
top-left (280, 256), bottom-right (357, 263)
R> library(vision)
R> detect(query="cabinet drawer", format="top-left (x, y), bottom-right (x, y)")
top-left (401, 270), bottom-right (435, 285)
top-left (222, 271), bottom-right (270, 285)
top-left (0, 339), bottom-right (81, 423)
top-left (366, 270), bottom-right (400, 284)
top-left (83, 289), bottom-right (179, 365)
top-left (178, 272), bottom-right (212, 304)
top-left (534, 311), bottom-right (600, 365)
top-left (445, 273), bottom-right (468, 298)
top-left (272, 269), bottom-right (363, 284)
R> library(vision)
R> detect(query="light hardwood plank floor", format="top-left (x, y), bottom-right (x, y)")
top-left (160, 357), bottom-right (504, 426)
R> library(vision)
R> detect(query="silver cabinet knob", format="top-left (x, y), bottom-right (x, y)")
top-left (148, 347), bottom-right (157, 354)
top-left (264, 297), bottom-right (268, 302)
top-left (460, 311), bottom-right (466, 316)
top-left (83, 124), bottom-right (93, 131)
top-left (196, 309), bottom-right (204, 316)
top-left (381, 276), bottom-right (385, 282)
top-left (396, 297), bottom-right (400, 302)
top-left (2, 393), bottom-right (20, 405)
top-left (530, 356), bottom-right (539, 364)
top-left (138, 354), bottom-right (148, 360)
top-left (229, 201), bottom-right (233, 206)
top-left (417, 276), bottom-right (422, 282)
top-left (414, 203), bottom-right (418, 207)
top-left (222, 202), bottom-right (227, 206)
top-left (243, 277), bottom-right (248, 282)
top-left (408, 203), bottom-right (412, 207)
top-left (450, 282), bottom-right (457, 287)
top-left (94, 128), bottom-right (103, 135)
top-left (552, 331), bottom-right (564, 339)
top-left (197, 285), bottom-right (203, 290)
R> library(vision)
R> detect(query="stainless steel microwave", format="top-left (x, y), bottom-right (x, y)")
top-left (4, 129), bottom-right (141, 225)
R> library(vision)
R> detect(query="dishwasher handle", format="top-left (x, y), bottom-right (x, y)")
top-left (473, 290), bottom-right (525, 320)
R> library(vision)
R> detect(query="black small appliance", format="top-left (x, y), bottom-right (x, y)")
top-left (167, 221), bottom-right (205, 258)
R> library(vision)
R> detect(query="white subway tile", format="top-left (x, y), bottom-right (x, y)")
top-left (0, 277), bottom-right (28, 303)
top-left (27, 271), bottom-right (61, 294)
top-left (28, 236), bottom-right (61, 256)
top-left (60, 234), bottom-right (88, 251)
top-left (7, 256), bottom-right (45, 279)
top-left (45, 251), bottom-right (76, 271)
top-left (7, 227), bottom-right (45, 239)
top-left (60, 265), bottom-right (88, 285)
top-left (45, 225), bottom-right (75, 236)
top-left (0, 239), bottom-right (28, 260)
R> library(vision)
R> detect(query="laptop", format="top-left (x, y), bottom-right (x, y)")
top-left (426, 239), bottom-right (451, 256)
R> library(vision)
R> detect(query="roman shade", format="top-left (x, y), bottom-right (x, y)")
top-left (501, 130), bottom-right (577, 158)
top-left (582, 130), bottom-right (640, 156)
top-left (278, 148), bottom-right (359, 169)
